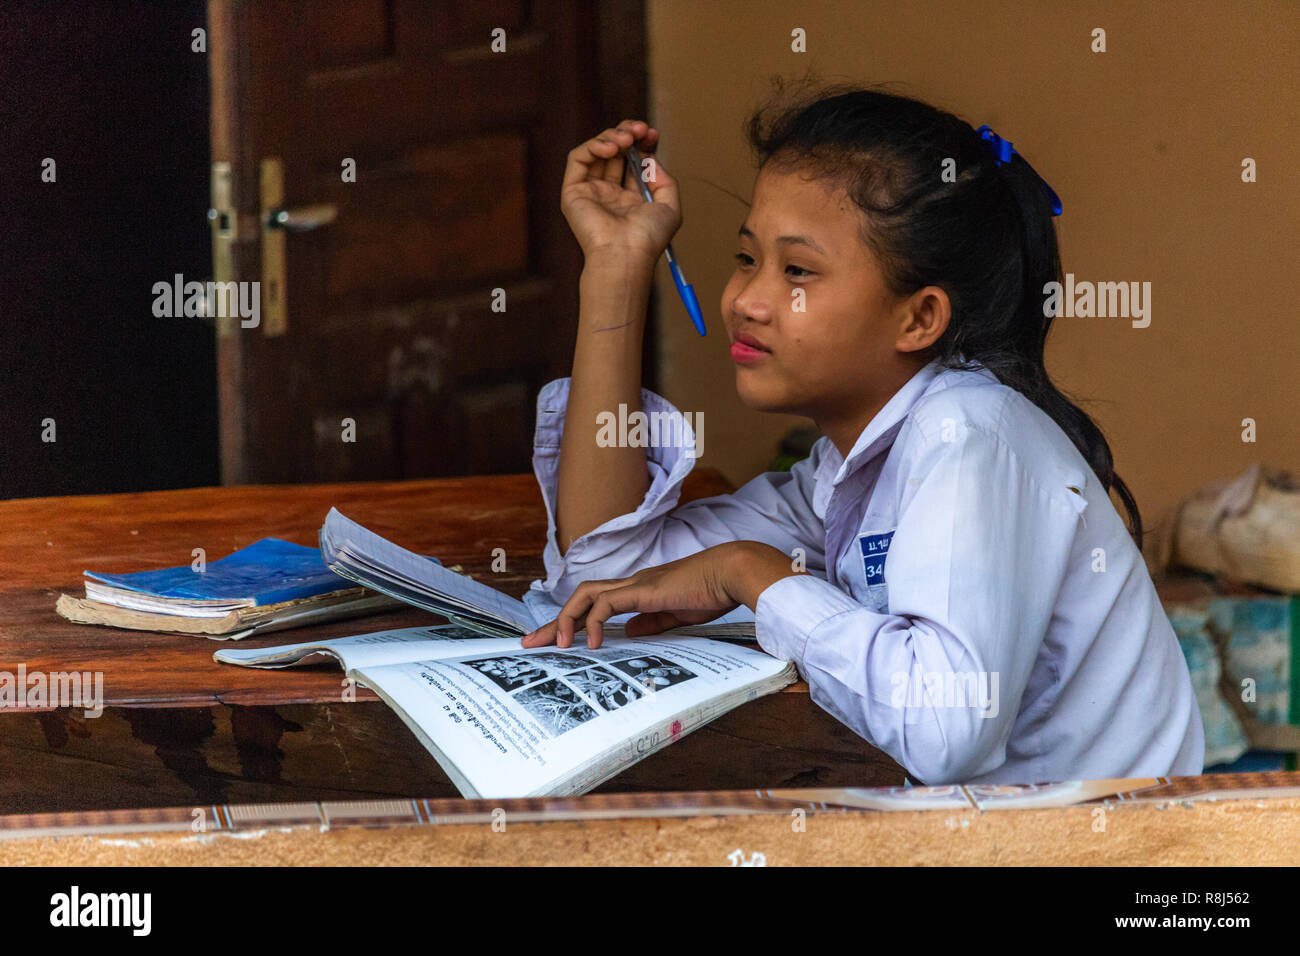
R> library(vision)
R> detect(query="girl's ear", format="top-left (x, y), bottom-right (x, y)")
top-left (894, 285), bottom-right (950, 353)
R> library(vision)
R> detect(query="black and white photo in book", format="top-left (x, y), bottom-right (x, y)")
top-left (518, 652), bottom-right (603, 672)
top-left (613, 656), bottom-right (698, 691)
top-left (567, 667), bottom-right (645, 712)
top-left (462, 656), bottom-right (552, 692)
top-left (511, 678), bottom-right (600, 737)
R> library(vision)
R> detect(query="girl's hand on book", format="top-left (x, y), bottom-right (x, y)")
top-left (561, 119), bottom-right (682, 271)
top-left (521, 543), bottom-right (758, 650)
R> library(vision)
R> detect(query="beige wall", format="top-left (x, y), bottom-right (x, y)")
top-left (643, 0), bottom-right (1298, 550)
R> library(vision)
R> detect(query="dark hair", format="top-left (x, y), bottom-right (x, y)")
top-left (744, 78), bottom-right (1143, 547)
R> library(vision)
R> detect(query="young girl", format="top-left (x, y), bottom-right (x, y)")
top-left (520, 84), bottom-right (1204, 786)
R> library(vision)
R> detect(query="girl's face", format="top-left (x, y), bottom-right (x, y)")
top-left (721, 165), bottom-right (937, 445)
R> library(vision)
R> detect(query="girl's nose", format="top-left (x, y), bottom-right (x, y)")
top-left (729, 279), bottom-right (776, 323)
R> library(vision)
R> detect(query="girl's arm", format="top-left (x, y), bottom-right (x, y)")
top-left (553, 120), bottom-right (682, 554)
top-left (554, 256), bottom-right (654, 553)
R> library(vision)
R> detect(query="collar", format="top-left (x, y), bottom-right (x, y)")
top-left (816, 357), bottom-right (952, 488)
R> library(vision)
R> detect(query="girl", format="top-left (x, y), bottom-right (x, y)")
top-left (520, 84), bottom-right (1204, 786)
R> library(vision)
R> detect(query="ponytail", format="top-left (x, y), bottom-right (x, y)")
top-left (982, 145), bottom-right (1144, 548)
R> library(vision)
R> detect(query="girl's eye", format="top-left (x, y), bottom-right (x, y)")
top-left (733, 252), bottom-right (811, 278)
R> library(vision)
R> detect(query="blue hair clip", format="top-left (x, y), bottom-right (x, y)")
top-left (976, 124), bottom-right (1063, 217)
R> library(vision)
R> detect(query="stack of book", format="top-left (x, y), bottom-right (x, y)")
top-left (56, 538), bottom-right (407, 640)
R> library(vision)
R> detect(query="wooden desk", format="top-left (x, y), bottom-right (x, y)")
top-left (0, 472), bottom-right (905, 814)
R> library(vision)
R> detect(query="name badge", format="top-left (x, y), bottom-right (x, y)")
top-left (858, 529), bottom-right (895, 584)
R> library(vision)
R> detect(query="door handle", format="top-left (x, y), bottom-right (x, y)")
top-left (265, 203), bottom-right (338, 232)
top-left (258, 158), bottom-right (340, 337)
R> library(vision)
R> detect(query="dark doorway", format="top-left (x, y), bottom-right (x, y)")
top-left (0, 0), bottom-right (217, 499)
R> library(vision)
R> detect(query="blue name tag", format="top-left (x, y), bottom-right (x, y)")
top-left (858, 530), bottom-right (894, 586)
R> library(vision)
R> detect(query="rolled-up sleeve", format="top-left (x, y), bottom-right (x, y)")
top-left (529, 377), bottom-right (828, 605)
top-left (755, 423), bottom-right (1085, 784)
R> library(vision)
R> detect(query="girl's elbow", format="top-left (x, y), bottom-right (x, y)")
top-left (894, 715), bottom-right (1008, 785)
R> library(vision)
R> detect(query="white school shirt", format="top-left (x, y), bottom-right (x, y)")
top-left (527, 358), bottom-right (1205, 785)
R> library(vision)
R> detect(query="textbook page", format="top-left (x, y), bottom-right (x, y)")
top-left (353, 636), bottom-right (795, 798)
top-left (321, 508), bottom-right (536, 633)
top-left (213, 624), bottom-right (521, 670)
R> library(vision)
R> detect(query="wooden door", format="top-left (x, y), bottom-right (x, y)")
top-left (207, 0), bottom-right (651, 484)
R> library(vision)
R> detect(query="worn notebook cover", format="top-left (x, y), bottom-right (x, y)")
top-left (84, 538), bottom-right (435, 606)
top-left (54, 589), bottom-right (403, 639)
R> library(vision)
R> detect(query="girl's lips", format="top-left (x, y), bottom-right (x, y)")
top-left (730, 341), bottom-right (771, 364)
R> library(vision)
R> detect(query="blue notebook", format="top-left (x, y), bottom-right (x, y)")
top-left (84, 538), bottom-right (439, 610)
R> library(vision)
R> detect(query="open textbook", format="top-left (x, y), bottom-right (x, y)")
top-left (215, 623), bottom-right (796, 798)
top-left (318, 508), bottom-right (757, 640)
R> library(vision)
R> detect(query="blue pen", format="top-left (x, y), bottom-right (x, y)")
top-left (625, 145), bottom-right (706, 336)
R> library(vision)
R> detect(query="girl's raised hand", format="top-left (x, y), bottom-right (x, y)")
top-left (560, 119), bottom-right (682, 270)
